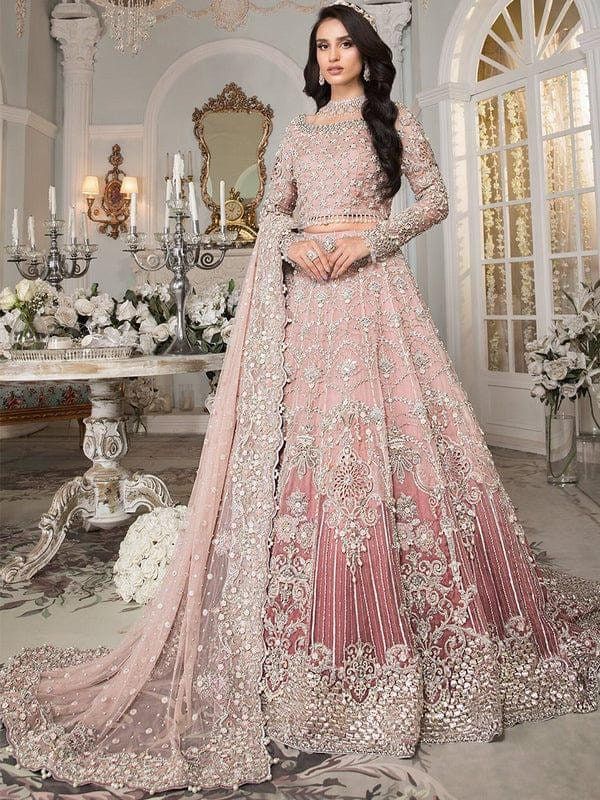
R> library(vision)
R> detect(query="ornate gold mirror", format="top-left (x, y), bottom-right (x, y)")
top-left (192, 83), bottom-right (273, 245)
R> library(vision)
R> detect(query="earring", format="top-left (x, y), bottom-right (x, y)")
top-left (363, 62), bottom-right (370, 81)
top-left (318, 71), bottom-right (325, 85)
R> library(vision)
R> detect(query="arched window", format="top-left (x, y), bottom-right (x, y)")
top-left (474, 0), bottom-right (597, 375)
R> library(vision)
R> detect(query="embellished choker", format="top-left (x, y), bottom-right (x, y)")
top-left (316, 94), bottom-right (366, 115)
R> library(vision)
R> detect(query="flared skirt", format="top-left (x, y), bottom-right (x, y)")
top-left (260, 229), bottom-right (600, 756)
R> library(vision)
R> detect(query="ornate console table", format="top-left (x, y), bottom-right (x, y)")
top-left (0, 353), bottom-right (222, 583)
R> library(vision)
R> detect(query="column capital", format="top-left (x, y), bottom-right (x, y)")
top-left (370, 1), bottom-right (412, 51)
top-left (51, 12), bottom-right (101, 74)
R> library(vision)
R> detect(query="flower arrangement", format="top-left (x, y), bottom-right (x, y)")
top-left (0, 278), bottom-right (240, 356)
top-left (113, 505), bottom-right (187, 604)
top-left (526, 279), bottom-right (600, 422)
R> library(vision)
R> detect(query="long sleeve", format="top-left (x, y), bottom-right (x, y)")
top-left (258, 122), bottom-right (301, 260)
top-left (361, 103), bottom-right (449, 262)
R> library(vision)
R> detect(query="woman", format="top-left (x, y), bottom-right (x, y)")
top-left (1, 2), bottom-right (598, 794)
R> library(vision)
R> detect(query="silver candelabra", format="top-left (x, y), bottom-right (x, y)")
top-left (124, 197), bottom-right (237, 355)
top-left (5, 218), bottom-right (98, 291)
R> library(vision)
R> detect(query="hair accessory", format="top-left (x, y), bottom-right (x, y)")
top-left (330, 1), bottom-right (378, 33)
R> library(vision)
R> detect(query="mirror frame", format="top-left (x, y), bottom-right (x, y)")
top-left (192, 82), bottom-right (274, 243)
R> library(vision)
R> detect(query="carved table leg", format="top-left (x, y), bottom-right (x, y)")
top-left (2, 378), bottom-right (175, 584)
top-left (1, 476), bottom-right (96, 583)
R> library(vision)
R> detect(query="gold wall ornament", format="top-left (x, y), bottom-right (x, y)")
top-left (83, 144), bottom-right (137, 240)
top-left (193, 82), bottom-right (274, 245)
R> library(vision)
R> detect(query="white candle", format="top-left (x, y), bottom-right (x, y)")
top-left (130, 192), bottom-right (137, 230)
top-left (68, 205), bottom-right (76, 244)
top-left (188, 180), bottom-right (198, 222)
top-left (219, 180), bottom-right (226, 230)
top-left (164, 202), bottom-right (170, 234)
top-left (11, 209), bottom-right (19, 246)
top-left (187, 149), bottom-right (192, 176)
top-left (49, 185), bottom-right (56, 218)
top-left (173, 152), bottom-right (183, 199)
top-left (27, 215), bottom-right (35, 249)
top-left (81, 211), bottom-right (89, 244)
top-left (165, 177), bottom-right (172, 203)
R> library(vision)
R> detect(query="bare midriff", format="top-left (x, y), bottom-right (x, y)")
top-left (302, 220), bottom-right (378, 233)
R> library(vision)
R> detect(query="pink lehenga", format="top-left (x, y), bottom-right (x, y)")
top-left (1, 96), bottom-right (599, 794)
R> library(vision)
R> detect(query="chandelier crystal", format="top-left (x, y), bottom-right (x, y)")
top-left (100, 1), bottom-right (167, 55)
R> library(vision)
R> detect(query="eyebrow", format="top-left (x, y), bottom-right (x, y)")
top-left (316, 35), bottom-right (352, 42)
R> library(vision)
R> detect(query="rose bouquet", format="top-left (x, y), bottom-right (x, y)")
top-left (0, 278), bottom-right (240, 357)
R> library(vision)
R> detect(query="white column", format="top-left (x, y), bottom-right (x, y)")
top-left (371, 1), bottom-right (412, 98)
top-left (51, 2), bottom-right (101, 216)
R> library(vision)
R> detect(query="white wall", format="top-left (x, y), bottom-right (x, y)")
top-left (0, 0), bottom-right (58, 286)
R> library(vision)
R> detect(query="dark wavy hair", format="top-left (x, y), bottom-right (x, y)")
top-left (303, 4), bottom-right (402, 201)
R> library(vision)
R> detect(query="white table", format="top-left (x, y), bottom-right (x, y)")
top-left (0, 353), bottom-right (222, 583)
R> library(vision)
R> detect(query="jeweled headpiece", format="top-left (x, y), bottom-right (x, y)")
top-left (330, 1), bottom-right (379, 34)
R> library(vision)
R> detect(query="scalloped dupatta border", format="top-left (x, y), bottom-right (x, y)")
top-left (0, 219), bottom-right (289, 794)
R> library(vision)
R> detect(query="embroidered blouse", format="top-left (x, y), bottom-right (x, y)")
top-left (258, 100), bottom-right (449, 263)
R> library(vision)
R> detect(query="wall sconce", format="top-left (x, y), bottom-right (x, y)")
top-left (83, 144), bottom-right (138, 240)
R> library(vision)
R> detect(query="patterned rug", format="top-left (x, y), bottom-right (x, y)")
top-left (1, 428), bottom-right (599, 800)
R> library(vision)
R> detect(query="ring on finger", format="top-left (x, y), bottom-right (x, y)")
top-left (306, 248), bottom-right (318, 261)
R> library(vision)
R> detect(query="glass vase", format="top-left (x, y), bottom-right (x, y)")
top-left (545, 402), bottom-right (578, 485)
top-left (578, 383), bottom-right (600, 437)
top-left (10, 318), bottom-right (45, 350)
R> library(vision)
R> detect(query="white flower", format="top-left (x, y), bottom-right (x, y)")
top-left (113, 506), bottom-right (187, 604)
top-left (118, 322), bottom-right (140, 347)
top-left (95, 293), bottom-right (114, 312)
top-left (55, 305), bottom-right (78, 328)
top-left (544, 357), bottom-right (569, 381)
top-left (0, 287), bottom-right (17, 311)
top-left (530, 385), bottom-right (547, 399)
top-left (167, 316), bottom-right (178, 336)
top-left (74, 298), bottom-right (95, 316)
top-left (136, 303), bottom-right (153, 322)
top-left (527, 359), bottom-right (543, 377)
top-left (541, 375), bottom-right (558, 390)
top-left (221, 318), bottom-right (234, 343)
top-left (116, 300), bottom-right (137, 322)
top-left (33, 315), bottom-right (58, 335)
top-left (138, 333), bottom-right (156, 355)
top-left (202, 325), bottom-right (220, 343)
top-left (151, 323), bottom-right (170, 342)
top-left (139, 316), bottom-right (159, 334)
top-left (15, 279), bottom-right (36, 302)
top-left (90, 308), bottom-right (112, 328)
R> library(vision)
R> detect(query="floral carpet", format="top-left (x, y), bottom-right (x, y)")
top-left (1, 427), bottom-right (599, 800)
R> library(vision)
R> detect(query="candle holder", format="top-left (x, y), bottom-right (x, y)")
top-left (124, 199), bottom-right (238, 355)
top-left (5, 217), bottom-right (97, 290)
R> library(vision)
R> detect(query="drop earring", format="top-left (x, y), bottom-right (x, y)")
top-left (318, 71), bottom-right (325, 85)
top-left (363, 62), bottom-right (370, 81)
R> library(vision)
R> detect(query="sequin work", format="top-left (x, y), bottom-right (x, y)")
top-left (0, 100), bottom-right (598, 795)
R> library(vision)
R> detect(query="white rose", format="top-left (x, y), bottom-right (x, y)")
top-left (544, 357), bottom-right (569, 381)
top-left (94, 293), bottom-right (114, 312)
top-left (138, 316), bottom-right (158, 334)
top-left (90, 309), bottom-right (112, 328)
top-left (541, 375), bottom-right (558, 390)
top-left (116, 300), bottom-right (137, 322)
top-left (202, 325), bottom-right (220, 343)
top-left (530, 385), bottom-right (546, 399)
top-left (151, 323), bottom-right (170, 343)
top-left (0, 287), bottom-right (17, 311)
top-left (527, 360), bottom-right (543, 377)
top-left (136, 303), bottom-right (153, 322)
top-left (33, 315), bottom-right (58, 335)
top-left (74, 298), bottom-right (95, 316)
top-left (15, 279), bottom-right (36, 302)
top-left (55, 305), bottom-right (78, 328)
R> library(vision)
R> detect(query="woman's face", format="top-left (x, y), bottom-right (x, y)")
top-left (315, 17), bottom-right (364, 89)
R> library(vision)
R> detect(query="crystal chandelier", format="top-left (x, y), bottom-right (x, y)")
top-left (98, 1), bottom-right (173, 55)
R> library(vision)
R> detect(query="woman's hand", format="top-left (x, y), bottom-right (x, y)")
top-left (286, 239), bottom-right (331, 282)
top-left (328, 236), bottom-right (371, 279)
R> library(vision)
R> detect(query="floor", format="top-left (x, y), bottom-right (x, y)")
top-left (0, 424), bottom-right (599, 800)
